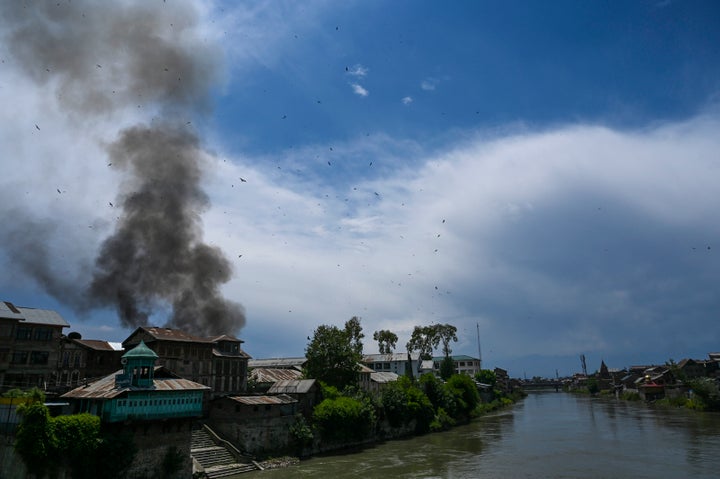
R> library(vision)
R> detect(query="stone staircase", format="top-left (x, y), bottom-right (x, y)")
top-left (191, 426), bottom-right (260, 478)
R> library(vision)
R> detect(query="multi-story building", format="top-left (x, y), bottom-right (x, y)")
top-left (53, 334), bottom-right (124, 392)
top-left (0, 301), bottom-right (69, 391)
top-left (362, 352), bottom-right (421, 377)
top-left (122, 326), bottom-right (250, 397)
top-left (431, 354), bottom-right (482, 377)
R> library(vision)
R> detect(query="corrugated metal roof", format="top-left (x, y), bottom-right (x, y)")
top-left (74, 339), bottom-right (123, 351)
top-left (19, 307), bottom-right (69, 327)
top-left (248, 357), bottom-right (306, 369)
top-left (0, 302), bottom-right (69, 327)
top-left (250, 368), bottom-right (302, 383)
top-left (370, 372), bottom-right (399, 384)
top-left (135, 326), bottom-right (213, 343)
top-left (61, 366), bottom-right (209, 400)
top-left (267, 379), bottom-right (316, 395)
top-left (212, 348), bottom-right (251, 359)
top-left (229, 394), bottom-right (297, 406)
top-left (363, 352), bottom-right (420, 363)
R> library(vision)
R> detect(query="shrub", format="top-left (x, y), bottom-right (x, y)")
top-left (313, 395), bottom-right (375, 442)
top-left (446, 374), bottom-right (480, 417)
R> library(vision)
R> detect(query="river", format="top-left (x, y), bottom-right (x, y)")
top-left (249, 391), bottom-right (720, 478)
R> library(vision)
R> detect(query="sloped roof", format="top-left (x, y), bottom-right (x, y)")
top-left (123, 340), bottom-right (158, 359)
top-left (248, 357), bottom-right (306, 369)
top-left (0, 301), bottom-right (69, 327)
top-left (432, 355), bottom-right (480, 362)
top-left (250, 368), bottom-right (303, 383)
top-left (74, 339), bottom-right (124, 352)
top-left (61, 366), bottom-right (209, 400)
top-left (370, 372), bottom-right (399, 384)
top-left (126, 326), bottom-right (212, 344)
top-left (208, 334), bottom-right (243, 343)
top-left (363, 352), bottom-right (420, 363)
top-left (267, 379), bottom-right (317, 395)
top-left (228, 394), bottom-right (297, 406)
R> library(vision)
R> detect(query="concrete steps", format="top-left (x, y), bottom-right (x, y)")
top-left (191, 426), bottom-right (259, 478)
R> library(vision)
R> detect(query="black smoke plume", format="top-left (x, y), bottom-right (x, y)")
top-left (0, 1), bottom-right (245, 336)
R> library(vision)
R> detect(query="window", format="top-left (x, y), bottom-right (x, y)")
top-left (16, 327), bottom-right (32, 340)
top-left (11, 351), bottom-right (28, 364)
top-left (34, 328), bottom-right (52, 341)
top-left (30, 351), bottom-right (49, 365)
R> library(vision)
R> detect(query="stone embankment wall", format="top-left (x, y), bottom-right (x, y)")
top-left (210, 415), bottom-right (296, 457)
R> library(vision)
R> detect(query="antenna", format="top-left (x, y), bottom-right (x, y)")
top-left (476, 323), bottom-right (482, 370)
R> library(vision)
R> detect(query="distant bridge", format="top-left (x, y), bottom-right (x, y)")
top-left (520, 382), bottom-right (562, 391)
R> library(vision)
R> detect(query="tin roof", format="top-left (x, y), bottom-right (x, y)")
top-left (74, 339), bottom-right (124, 351)
top-left (123, 340), bottom-right (158, 359)
top-left (228, 394), bottom-right (297, 406)
top-left (370, 372), bottom-right (399, 384)
top-left (267, 379), bottom-right (316, 395)
top-left (0, 301), bottom-right (69, 327)
top-left (363, 352), bottom-right (420, 363)
top-left (248, 357), bottom-right (306, 369)
top-left (61, 366), bottom-right (209, 400)
top-left (250, 368), bottom-right (303, 383)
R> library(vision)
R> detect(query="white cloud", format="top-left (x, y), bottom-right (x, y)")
top-left (351, 83), bottom-right (369, 97)
top-left (346, 64), bottom-right (369, 77)
top-left (421, 78), bottom-right (438, 90)
top-left (402, 96), bottom-right (413, 105)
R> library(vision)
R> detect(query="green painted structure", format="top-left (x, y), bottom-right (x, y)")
top-left (63, 341), bottom-right (209, 422)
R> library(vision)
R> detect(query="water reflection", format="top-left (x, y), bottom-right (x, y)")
top-left (250, 392), bottom-right (720, 479)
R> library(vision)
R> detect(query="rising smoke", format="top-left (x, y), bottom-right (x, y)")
top-left (1, 1), bottom-right (245, 336)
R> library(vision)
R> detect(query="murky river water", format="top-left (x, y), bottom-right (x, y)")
top-left (249, 391), bottom-right (720, 478)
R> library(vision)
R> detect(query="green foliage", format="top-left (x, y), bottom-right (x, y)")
top-left (406, 325), bottom-right (440, 360)
top-left (304, 324), bottom-right (361, 389)
top-left (586, 377), bottom-right (600, 395)
top-left (14, 404), bottom-right (134, 479)
top-left (15, 402), bottom-right (56, 477)
top-left (446, 374), bottom-right (480, 416)
top-left (621, 390), bottom-right (641, 401)
top-left (53, 413), bottom-right (101, 479)
top-left (380, 377), bottom-right (434, 433)
top-left (439, 356), bottom-right (455, 380)
top-left (289, 414), bottom-right (314, 447)
top-left (687, 378), bottom-right (720, 411)
top-left (435, 323), bottom-right (458, 357)
top-left (313, 395), bottom-right (375, 442)
top-left (419, 374), bottom-right (457, 417)
top-left (475, 369), bottom-right (497, 387)
top-left (429, 407), bottom-right (456, 432)
top-left (373, 329), bottom-right (398, 354)
top-left (344, 316), bottom-right (365, 356)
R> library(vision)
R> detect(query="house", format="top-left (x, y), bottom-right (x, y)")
top-left (62, 341), bottom-right (209, 422)
top-left (267, 379), bottom-right (320, 415)
top-left (677, 358), bottom-right (706, 379)
top-left (362, 352), bottom-right (420, 377)
top-left (122, 326), bottom-right (250, 397)
top-left (368, 371), bottom-right (399, 394)
top-left (0, 301), bottom-right (69, 391)
top-left (249, 368), bottom-right (303, 393)
top-left (62, 341), bottom-right (210, 478)
top-left (247, 357), bottom-right (306, 371)
top-left (431, 355), bottom-right (482, 377)
top-left (53, 334), bottom-right (124, 392)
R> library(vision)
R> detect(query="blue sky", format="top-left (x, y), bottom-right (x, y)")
top-left (1, 0), bottom-right (719, 377)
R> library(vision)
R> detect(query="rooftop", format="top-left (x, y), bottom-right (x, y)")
top-left (1, 301), bottom-right (69, 327)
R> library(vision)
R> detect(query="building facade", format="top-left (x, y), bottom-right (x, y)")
top-left (0, 301), bottom-right (69, 391)
top-left (123, 327), bottom-right (250, 397)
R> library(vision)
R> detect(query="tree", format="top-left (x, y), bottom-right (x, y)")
top-left (344, 316), bottom-right (364, 356)
top-left (435, 323), bottom-right (458, 357)
top-left (406, 325), bottom-right (440, 360)
top-left (305, 324), bottom-right (360, 389)
top-left (439, 356), bottom-right (455, 380)
top-left (475, 369), bottom-right (497, 387)
top-left (15, 401), bottom-right (56, 478)
top-left (446, 374), bottom-right (480, 416)
top-left (373, 329), bottom-right (398, 354)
